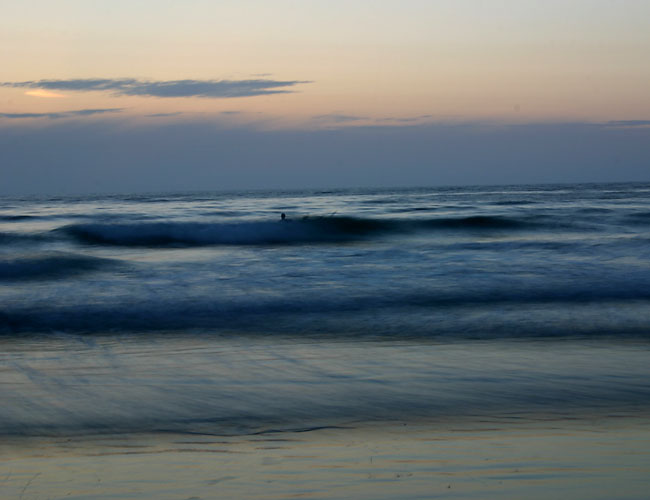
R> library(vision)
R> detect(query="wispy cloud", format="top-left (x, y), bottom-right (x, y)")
top-left (1, 78), bottom-right (310, 99)
top-left (313, 114), bottom-right (366, 123)
top-left (377, 114), bottom-right (434, 124)
top-left (0, 108), bottom-right (124, 119)
top-left (605, 120), bottom-right (650, 128)
top-left (312, 114), bottom-right (437, 127)
top-left (144, 112), bottom-right (184, 118)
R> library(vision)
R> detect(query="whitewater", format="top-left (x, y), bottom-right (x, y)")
top-left (1, 182), bottom-right (650, 438)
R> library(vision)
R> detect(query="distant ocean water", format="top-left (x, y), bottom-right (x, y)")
top-left (1, 183), bottom-right (650, 436)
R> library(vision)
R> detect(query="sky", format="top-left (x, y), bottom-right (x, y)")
top-left (1, 0), bottom-right (649, 194)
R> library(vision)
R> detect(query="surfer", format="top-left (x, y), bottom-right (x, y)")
top-left (280, 212), bottom-right (287, 221)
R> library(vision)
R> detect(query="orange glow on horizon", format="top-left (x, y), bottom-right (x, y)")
top-left (25, 89), bottom-right (65, 98)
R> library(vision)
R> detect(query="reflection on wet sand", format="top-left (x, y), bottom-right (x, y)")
top-left (3, 419), bottom-right (650, 499)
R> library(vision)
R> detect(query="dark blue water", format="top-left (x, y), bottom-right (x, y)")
top-left (1, 183), bottom-right (650, 436)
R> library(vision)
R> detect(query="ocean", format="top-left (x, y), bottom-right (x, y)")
top-left (2, 183), bottom-right (650, 498)
top-left (2, 181), bottom-right (650, 435)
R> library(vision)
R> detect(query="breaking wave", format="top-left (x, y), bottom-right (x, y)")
top-left (60, 215), bottom-right (532, 247)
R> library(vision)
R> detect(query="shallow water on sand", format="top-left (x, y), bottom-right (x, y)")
top-left (2, 336), bottom-right (650, 437)
top-left (3, 419), bottom-right (650, 500)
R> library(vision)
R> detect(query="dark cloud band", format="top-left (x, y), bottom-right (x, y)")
top-left (1, 78), bottom-right (309, 98)
top-left (313, 114), bottom-right (366, 123)
top-left (0, 108), bottom-right (124, 119)
top-left (606, 120), bottom-right (650, 128)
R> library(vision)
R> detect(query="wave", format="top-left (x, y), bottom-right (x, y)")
top-left (3, 283), bottom-right (649, 335)
top-left (628, 212), bottom-right (650, 224)
top-left (59, 215), bottom-right (533, 247)
top-left (389, 207), bottom-right (440, 213)
top-left (493, 200), bottom-right (538, 206)
top-left (0, 214), bottom-right (34, 221)
top-left (0, 253), bottom-right (117, 281)
top-left (0, 231), bottom-right (48, 245)
top-left (419, 215), bottom-right (527, 229)
top-left (60, 218), bottom-right (381, 246)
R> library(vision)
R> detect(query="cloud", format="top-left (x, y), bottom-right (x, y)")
top-left (313, 114), bottom-right (366, 123)
top-left (605, 120), bottom-right (650, 128)
top-left (1, 78), bottom-right (310, 99)
top-left (144, 112), bottom-right (184, 118)
top-left (0, 108), bottom-right (124, 119)
top-left (312, 114), bottom-right (437, 127)
top-left (377, 114), bottom-right (434, 124)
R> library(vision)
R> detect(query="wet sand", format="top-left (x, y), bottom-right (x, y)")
top-left (3, 417), bottom-right (650, 499)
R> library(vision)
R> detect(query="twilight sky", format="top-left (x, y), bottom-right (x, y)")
top-left (1, 0), bottom-right (649, 194)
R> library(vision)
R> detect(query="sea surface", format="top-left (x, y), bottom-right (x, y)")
top-left (1, 182), bottom-right (650, 437)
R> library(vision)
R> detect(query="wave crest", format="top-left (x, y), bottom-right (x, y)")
top-left (60, 215), bottom-right (528, 247)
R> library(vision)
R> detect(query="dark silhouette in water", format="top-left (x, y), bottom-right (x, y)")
top-left (280, 213), bottom-right (287, 221)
